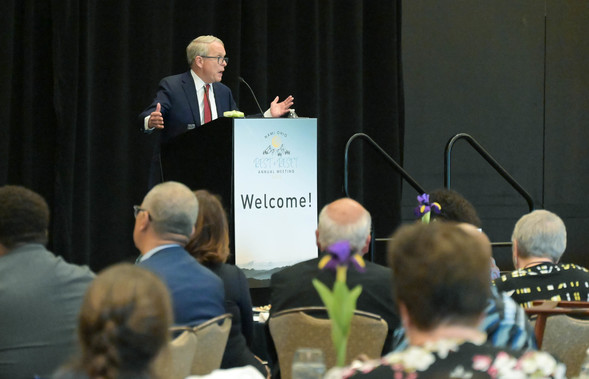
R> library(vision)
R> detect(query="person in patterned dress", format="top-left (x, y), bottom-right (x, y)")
top-left (326, 222), bottom-right (565, 379)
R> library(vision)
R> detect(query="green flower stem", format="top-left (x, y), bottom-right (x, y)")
top-left (312, 265), bottom-right (363, 367)
top-left (422, 211), bottom-right (431, 223)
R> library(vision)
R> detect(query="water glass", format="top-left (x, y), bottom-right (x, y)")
top-left (292, 347), bottom-right (326, 379)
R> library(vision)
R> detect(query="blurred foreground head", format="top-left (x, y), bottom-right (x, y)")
top-left (388, 222), bottom-right (490, 331)
top-left (75, 263), bottom-right (172, 378)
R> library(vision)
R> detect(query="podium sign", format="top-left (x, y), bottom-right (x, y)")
top-left (233, 118), bottom-right (317, 285)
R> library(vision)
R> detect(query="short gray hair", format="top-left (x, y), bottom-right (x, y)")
top-left (317, 202), bottom-right (371, 253)
top-left (186, 35), bottom-right (224, 66)
top-left (143, 182), bottom-right (198, 239)
top-left (512, 209), bottom-right (567, 262)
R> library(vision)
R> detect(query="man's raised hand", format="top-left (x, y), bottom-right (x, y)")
top-left (148, 103), bottom-right (164, 130)
top-left (269, 95), bottom-right (294, 117)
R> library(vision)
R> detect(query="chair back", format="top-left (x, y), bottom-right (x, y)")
top-left (190, 313), bottom-right (233, 375)
top-left (155, 326), bottom-right (197, 379)
top-left (269, 306), bottom-right (388, 379)
top-left (541, 315), bottom-right (589, 378)
top-left (525, 300), bottom-right (589, 347)
top-left (526, 300), bottom-right (589, 378)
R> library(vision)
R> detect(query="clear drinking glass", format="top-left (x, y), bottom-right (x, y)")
top-left (291, 348), bottom-right (326, 379)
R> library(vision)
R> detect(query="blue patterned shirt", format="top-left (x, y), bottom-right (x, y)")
top-left (391, 286), bottom-right (537, 352)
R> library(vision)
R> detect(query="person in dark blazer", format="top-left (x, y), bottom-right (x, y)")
top-left (134, 181), bottom-right (225, 327)
top-left (186, 189), bottom-right (269, 377)
top-left (268, 198), bottom-right (400, 377)
top-left (139, 35), bottom-right (294, 188)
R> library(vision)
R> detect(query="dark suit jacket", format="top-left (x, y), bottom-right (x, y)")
top-left (139, 71), bottom-right (238, 187)
top-left (267, 257), bottom-right (399, 375)
top-left (208, 263), bottom-right (267, 376)
top-left (138, 245), bottom-right (225, 326)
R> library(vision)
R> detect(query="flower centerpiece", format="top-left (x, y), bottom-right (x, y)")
top-left (312, 240), bottom-right (366, 367)
top-left (414, 193), bottom-right (441, 224)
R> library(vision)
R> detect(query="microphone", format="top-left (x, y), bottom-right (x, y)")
top-left (238, 76), bottom-right (265, 116)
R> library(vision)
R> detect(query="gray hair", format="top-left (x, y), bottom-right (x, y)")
top-left (317, 202), bottom-right (371, 253)
top-left (186, 35), bottom-right (224, 66)
top-left (143, 182), bottom-right (198, 239)
top-left (512, 209), bottom-right (567, 262)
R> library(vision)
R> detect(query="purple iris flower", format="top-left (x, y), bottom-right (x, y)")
top-left (414, 193), bottom-right (442, 218)
top-left (417, 193), bottom-right (430, 204)
top-left (319, 240), bottom-right (366, 272)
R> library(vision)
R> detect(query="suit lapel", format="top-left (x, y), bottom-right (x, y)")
top-left (181, 71), bottom-right (201, 125)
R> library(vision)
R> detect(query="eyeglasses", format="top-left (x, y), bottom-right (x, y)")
top-left (133, 205), bottom-right (149, 218)
top-left (200, 56), bottom-right (229, 65)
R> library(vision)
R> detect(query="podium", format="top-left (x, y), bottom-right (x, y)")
top-left (161, 117), bottom-right (234, 208)
top-left (161, 117), bottom-right (318, 287)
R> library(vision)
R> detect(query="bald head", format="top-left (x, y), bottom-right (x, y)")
top-left (317, 198), bottom-right (371, 254)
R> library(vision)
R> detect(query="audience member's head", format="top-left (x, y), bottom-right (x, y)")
top-left (388, 222), bottom-right (490, 334)
top-left (457, 222), bottom-right (493, 256)
top-left (56, 263), bottom-right (172, 379)
top-left (133, 181), bottom-right (199, 252)
top-left (0, 185), bottom-right (50, 251)
top-left (429, 188), bottom-right (481, 228)
top-left (185, 189), bottom-right (230, 265)
top-left (426, 189), bottom-right (501, 279)
top-left (316, 198), bottom-right (371, 255)
top-left (512, 209), bottom-right (567, 266)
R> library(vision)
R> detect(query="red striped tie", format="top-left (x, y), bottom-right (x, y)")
top-left (203, 84), bottom-right (212, 124)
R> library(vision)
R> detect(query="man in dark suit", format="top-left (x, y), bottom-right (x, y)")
top-left (139, 35), bottom-right (294, 188)
top-left (134, 181), bottom-right (225, 326)
top-left (268, 198), bottom-right (399, 374)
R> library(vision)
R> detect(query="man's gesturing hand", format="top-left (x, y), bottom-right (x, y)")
top-left (148, 103), bottom-right (164, 130)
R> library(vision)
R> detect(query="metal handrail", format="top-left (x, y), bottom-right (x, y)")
top-left (344, 133), bottom-right (425, 263)
top-left (344, 133), bottom-right (425, 197)
top-left (444, 133), bottom-right (534, 212)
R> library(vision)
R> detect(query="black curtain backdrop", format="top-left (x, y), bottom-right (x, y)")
top-left (2, 1), bottom-right (404, 270)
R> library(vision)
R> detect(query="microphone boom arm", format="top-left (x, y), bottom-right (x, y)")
top-left (238, 76), bottom-right (265, 116)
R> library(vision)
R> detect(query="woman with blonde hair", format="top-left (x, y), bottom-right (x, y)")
top-left (186, 189), bottom-right (269, 377)
top-left (54, 263), bottom-right (172, 379)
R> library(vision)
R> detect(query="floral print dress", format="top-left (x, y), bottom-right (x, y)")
top-left (328, 339), bottom-right (566, 379)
